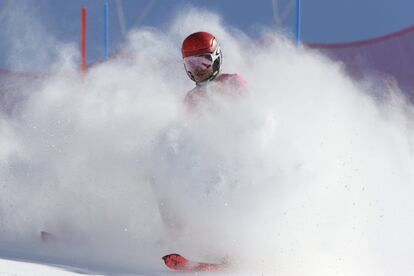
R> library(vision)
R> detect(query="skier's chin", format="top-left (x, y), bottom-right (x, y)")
top-left (193, 71), bottom-right (212, 83)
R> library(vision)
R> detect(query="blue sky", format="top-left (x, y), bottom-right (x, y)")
top-left (1, 0), bottom-right (414, 69)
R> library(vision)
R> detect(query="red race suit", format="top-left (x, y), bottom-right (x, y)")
top-left (184, 73), bottom-right (248, 109)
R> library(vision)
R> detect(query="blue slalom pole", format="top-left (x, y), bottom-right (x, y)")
top-left (104, 0), bottom-right (109, 60)
top-left (296, 0), bottom-right (302, 45)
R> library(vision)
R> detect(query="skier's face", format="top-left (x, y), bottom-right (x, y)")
top-left (184, 54), bottom-right (214, 82)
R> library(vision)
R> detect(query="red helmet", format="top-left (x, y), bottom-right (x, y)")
top-left (181, 32), bottom-right (222, 84)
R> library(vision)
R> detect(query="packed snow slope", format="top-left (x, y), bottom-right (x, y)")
top-left (1, 5), bottom-right (414, 276)
top-left (0, 258), bottom-right (104, 276)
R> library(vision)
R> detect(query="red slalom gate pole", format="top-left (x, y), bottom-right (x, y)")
top-left (81, 7), bottom-right (87, 75)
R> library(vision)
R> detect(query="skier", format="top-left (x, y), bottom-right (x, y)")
top-left (181, 31), bottom-right (247, 109)
top-left (162, 32), bottom-right (246, 272)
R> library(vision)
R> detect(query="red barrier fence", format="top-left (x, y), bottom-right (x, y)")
top-left (307, 26), bottom-right (414, 97)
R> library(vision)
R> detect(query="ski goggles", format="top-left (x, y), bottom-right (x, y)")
top-left (183, 54), bottom-right (214, 72)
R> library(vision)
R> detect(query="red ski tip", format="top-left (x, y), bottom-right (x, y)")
top-left (162, 253), bottom-right (226, 272)
top-left (162, 254), bottom-right (189, 270)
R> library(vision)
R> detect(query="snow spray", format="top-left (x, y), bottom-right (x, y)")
top-left (0, 4), bottom-right (414, 276)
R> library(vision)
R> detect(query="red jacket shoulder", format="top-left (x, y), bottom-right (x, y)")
top-left (216, 73), bottom-right (248, 90)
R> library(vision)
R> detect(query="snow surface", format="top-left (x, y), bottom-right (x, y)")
top-left (0, 256), bottom-right (220, 275)
top-left (0, 258), bottom-right (103, 276)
